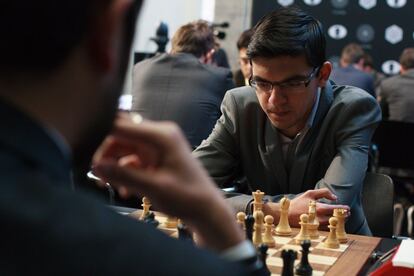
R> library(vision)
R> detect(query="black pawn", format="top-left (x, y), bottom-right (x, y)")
top-left (245, 214), bottom-right (255, 241)
top-left (281, 249), bottom-right (297, 276)
top-left (258, 244), bottom-right (270, 276)
top-left (143, 211), bottom-right (159, 227)
top-left (177, 223), bottom-right (193, 243)
top-left (295, 240), bottom-right (313, 276)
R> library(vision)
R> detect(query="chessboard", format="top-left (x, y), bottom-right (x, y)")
top-left (128, 210), bottom-right (381, 276)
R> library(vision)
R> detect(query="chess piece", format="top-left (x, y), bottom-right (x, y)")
top-left (333, 208), bottom-right (348, 243)
top-left (236, 212), bottom-right (246, 230)
top-left (276, 197), bottom-right (292, 236)
top-left (140, 196), bottom-right (151, 219)
top-left (308, 200), bottom-right (317, 223)
top-left (324, 217), bottom-right (340, 249)
top-left (164, 216), bottom-right (178, 228)
top-left (295, 240), bottom-right (313, 276)
top-left (143, 212), bottom-right (159, 227)
top-left (177, 222), bottom-right (193, 243)
top-left (281, 249), bottom-right (297, 276)
top-left (295, 214), bottom-right (310, 244)
top-left (253, 210), bottom-right (264, 246)
top-left (263, 215), bottom-right (276, 248)
top-left (253, 190), bottom-right (265, 213)
top-left (257, 244), bottom-right (270, 275)
top-left (307, 200), bottom-right (319, 239)
top-left (245, 214), bottom-right (255, 241)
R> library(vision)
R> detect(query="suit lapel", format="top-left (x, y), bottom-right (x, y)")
top-left (262, 119), bottom-right (289, 194)
top-left (288, 82), bottom-right (335, 193)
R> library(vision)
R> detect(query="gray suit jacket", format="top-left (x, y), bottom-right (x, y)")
top-left (330, 66), bottom-right (376, 97)
top-left (193, 82), bottom-right (381, 235)
top-left (378, 69), bottom-right (414, 122)
top-left (131, 53), bottom-right (234, 148)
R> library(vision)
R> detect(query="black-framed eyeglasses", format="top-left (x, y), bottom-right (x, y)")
top-left (249, 67), bottom-right (320, 95)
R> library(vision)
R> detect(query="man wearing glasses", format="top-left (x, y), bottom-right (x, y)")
top-left (194, 7), bottom-right (381, 235)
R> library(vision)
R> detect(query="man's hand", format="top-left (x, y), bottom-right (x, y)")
top-left (263, 188), bottom-right (349, 228)
top-left (92, 113), bottom-right (244, 252)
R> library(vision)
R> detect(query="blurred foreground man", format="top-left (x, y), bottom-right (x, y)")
top-left (0, 1), bottom-right (265, 275)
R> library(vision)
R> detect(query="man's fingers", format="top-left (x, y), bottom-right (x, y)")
top-left (93, 160), bottom-right (173, 197)
top-left (112, 117), bottom-right (189, 154)
top-left (317, 203), bottom-right (350, 215)
top-left (306, 188), bottom-right (337, 201)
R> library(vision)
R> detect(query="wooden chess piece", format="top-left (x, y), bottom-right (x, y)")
top-left (164, 216), bottom-right (178, 228)
top-left (263, 215), bottom-right (276, 248)
top-left (324, 217), bottom-right (340, 249)
top-left (281, 249), bottom-right (297, 276)
top-left (245, 214), bottom-right (255, 241)
top-left (334, 208), bottom-right (348, 243)
top-left (307, 200), bottom-right (319, 239)
top-left (140, 196), bottom-right (151, 220)
top-left (295, 240), bottom-right (313, 276)
top-left (257, 244), bottom-right (270, 275)
top-left (177, 222), bottom-right (193, 243)
top-left (236, 212), bottom-right (246, 230)
top-left (295, 214), bottom-right (310, 244)
top-left (253, 210), bottom-right (264, 246)
top-left (143, 212), bottom-right (159, 227)
top-left (276, 197), bottom-right (292, 236)
top-left (253, 190), bottom-right (265, 213)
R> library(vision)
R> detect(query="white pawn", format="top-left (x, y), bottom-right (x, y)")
top-left (253, 210), bottom-right (264, 246)
top-left (276, 197), bottom-right (292, 236)
top-left (263, 215), bottom-right (276, 247)
top-left (236, 212), bottom-right (246, 230)
top-left (140, 197), bottom-right (151, 220)
top-left (295, 214), bottom-right (311, 244)
top-left (324, 217), bottom-right (340, 249)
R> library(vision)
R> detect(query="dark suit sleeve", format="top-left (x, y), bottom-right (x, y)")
top-left (193, 92), bottom-right (241, 187)
top-left (314, 94), bottom-right (381, 206)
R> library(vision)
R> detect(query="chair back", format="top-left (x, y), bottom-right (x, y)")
top-left (372, 120), bottom-right (414, 170)
top-left (362, 172), bottom-right (394, 237)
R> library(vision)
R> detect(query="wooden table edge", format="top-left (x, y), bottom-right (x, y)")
top-left (326, 234), bottom-right (381, 275)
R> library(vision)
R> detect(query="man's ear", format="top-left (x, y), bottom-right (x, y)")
top-left (317, 61), bottom-right (332, 88)
top-left (86, 0), bottom-right (133, 73)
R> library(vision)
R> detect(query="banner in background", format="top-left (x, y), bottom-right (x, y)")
top-left (251, 0), bottom-right (413, 75)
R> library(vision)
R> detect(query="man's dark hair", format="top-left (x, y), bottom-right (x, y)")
top-left (341, 43), bottom-right (365, 65)
top-left (0, 0), bottom-right (142, 75)
top-left (171, 20), bottom-right (215, 58)
top-left (362, 53), bottom-right (374, 68)
top-left (237, 29), bottom-right (254, 50)
top-left (247, 7), bottom-right (326, 68)
top-left (399, 48), bottom-right (414, 70)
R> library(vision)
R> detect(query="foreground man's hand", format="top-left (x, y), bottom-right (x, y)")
top-left (93, 114), bottom-right (244, 252)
